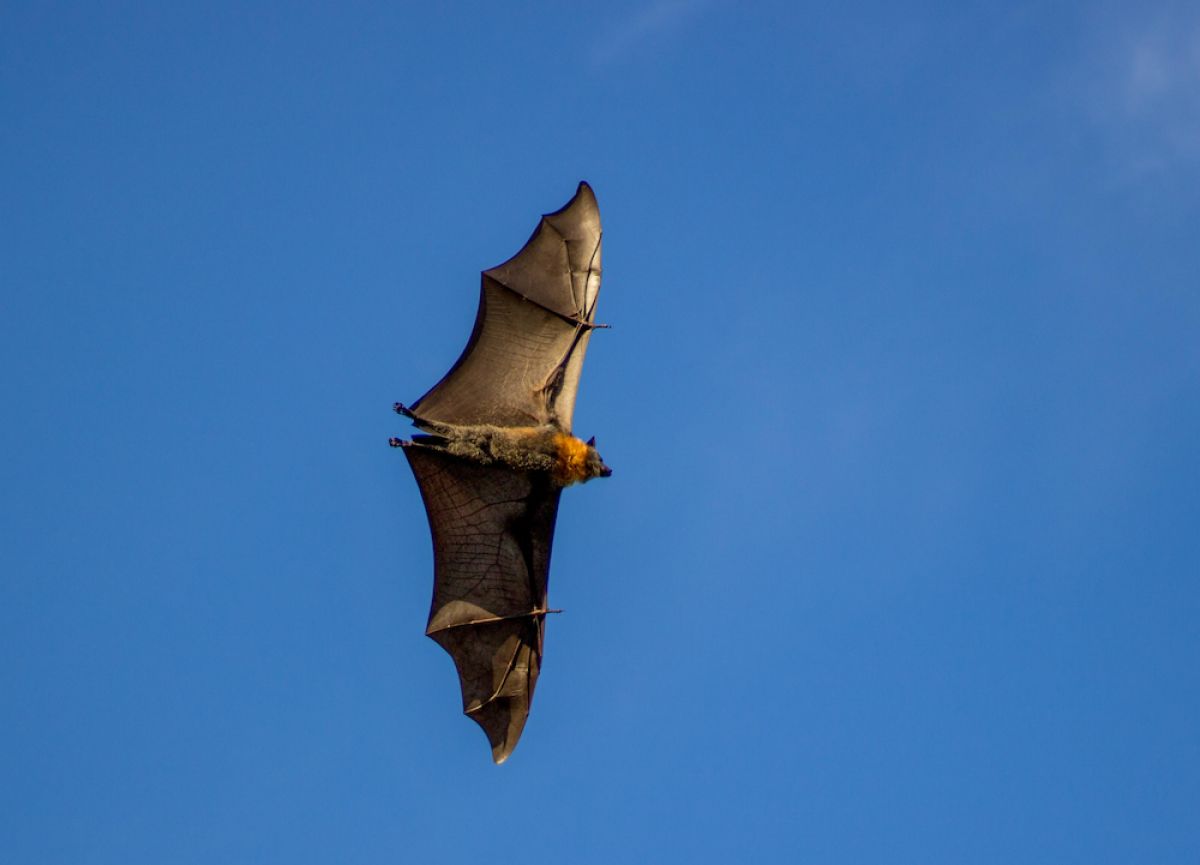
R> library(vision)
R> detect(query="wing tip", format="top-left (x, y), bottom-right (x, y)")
top-left (480, 180), bottom-right (600, 277)
top-left (574, 178), bottom-right (595, 202)
top-left (524, 181), bottom-right (598, 229)
top-left (464, 697), bottom-right (530, 765)
top-left (552, 180), bottom-right (597, 220)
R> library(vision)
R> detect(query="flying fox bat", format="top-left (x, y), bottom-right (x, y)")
top-left (390, 182), bottom-right (610, 763)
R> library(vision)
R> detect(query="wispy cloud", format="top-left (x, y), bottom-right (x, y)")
top-left (1078, 7), bottom-right (1200, 174)
top-left (590, 0), bottom-right (711, 67)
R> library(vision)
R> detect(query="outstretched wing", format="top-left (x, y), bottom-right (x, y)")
top-left (402, 442), bottom-right (562, 763)
top-left (410, 182), bottom-right (602, 432)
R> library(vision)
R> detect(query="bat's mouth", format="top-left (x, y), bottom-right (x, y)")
top-left (599, 465), bottom-right (612, 478)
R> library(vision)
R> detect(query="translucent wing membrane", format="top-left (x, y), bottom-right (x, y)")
top-left (410, 182), bottom-right (602, 432)
top-left (403, 444), bottom-right (562, 763)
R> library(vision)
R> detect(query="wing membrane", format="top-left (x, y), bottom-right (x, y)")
top-left (403, 443), bottom-right (562, 763)
top-left (410, 182), bottom-right (601, 432)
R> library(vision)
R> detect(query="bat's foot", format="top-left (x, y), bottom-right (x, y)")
top-left (393, 402), bottom-right (415, 418)
top-left (388, 437), bottom-right (407, 448)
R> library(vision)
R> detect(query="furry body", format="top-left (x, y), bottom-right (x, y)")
top-left (408, 420), bottom-right (610, 487)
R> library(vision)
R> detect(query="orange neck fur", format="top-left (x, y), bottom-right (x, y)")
top-left (551, 433), bottom-right (591, 486)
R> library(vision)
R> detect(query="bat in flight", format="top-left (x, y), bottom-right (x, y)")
top-left (390, 182), bottom-right (611, 763)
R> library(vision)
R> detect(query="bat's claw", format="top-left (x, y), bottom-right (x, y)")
top-left (393, 402), bottom-right (415, 418)
top-left (388, 437), bottom-right (407, 448)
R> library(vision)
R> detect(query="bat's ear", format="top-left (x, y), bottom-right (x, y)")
top-left (586, 436), bottom-right (596, 447)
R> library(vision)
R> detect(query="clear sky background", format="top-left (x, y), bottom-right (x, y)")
top-left (3, 2), bottom-right (1198, 862)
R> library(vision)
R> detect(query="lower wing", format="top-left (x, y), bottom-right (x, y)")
top-left (402, 443), bottom-right (563, 763)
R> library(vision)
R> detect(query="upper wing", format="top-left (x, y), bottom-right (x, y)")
top-left (402, 442), bottom-right (562, 763)
top-left (410, 182), bottom-right (602, 432)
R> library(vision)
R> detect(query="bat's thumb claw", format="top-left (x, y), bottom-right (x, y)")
top-left (388, 437), bottom-right (406, 448)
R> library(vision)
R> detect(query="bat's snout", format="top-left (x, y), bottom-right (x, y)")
top-left (599, 464), bottom-right (612, 478)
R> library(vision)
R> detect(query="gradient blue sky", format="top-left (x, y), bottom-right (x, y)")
top-left (3, 2), bottom-right (1199, 863)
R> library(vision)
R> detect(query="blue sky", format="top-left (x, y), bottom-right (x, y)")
top-left (3, 2), bottom-right (1198, 862)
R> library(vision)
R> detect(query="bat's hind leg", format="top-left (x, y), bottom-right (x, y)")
top-left (390, 433), bottom-right (459, 454)
top-left (400, 431), bottom-right (492, 466)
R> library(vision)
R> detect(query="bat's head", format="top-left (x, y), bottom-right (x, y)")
top-left (552, 432), bottom-right (612, 485)
top-left (583, 436), bottom-right (612, 481)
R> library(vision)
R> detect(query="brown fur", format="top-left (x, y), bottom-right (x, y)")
top-left (413, 420), bottom-right (609, 487)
